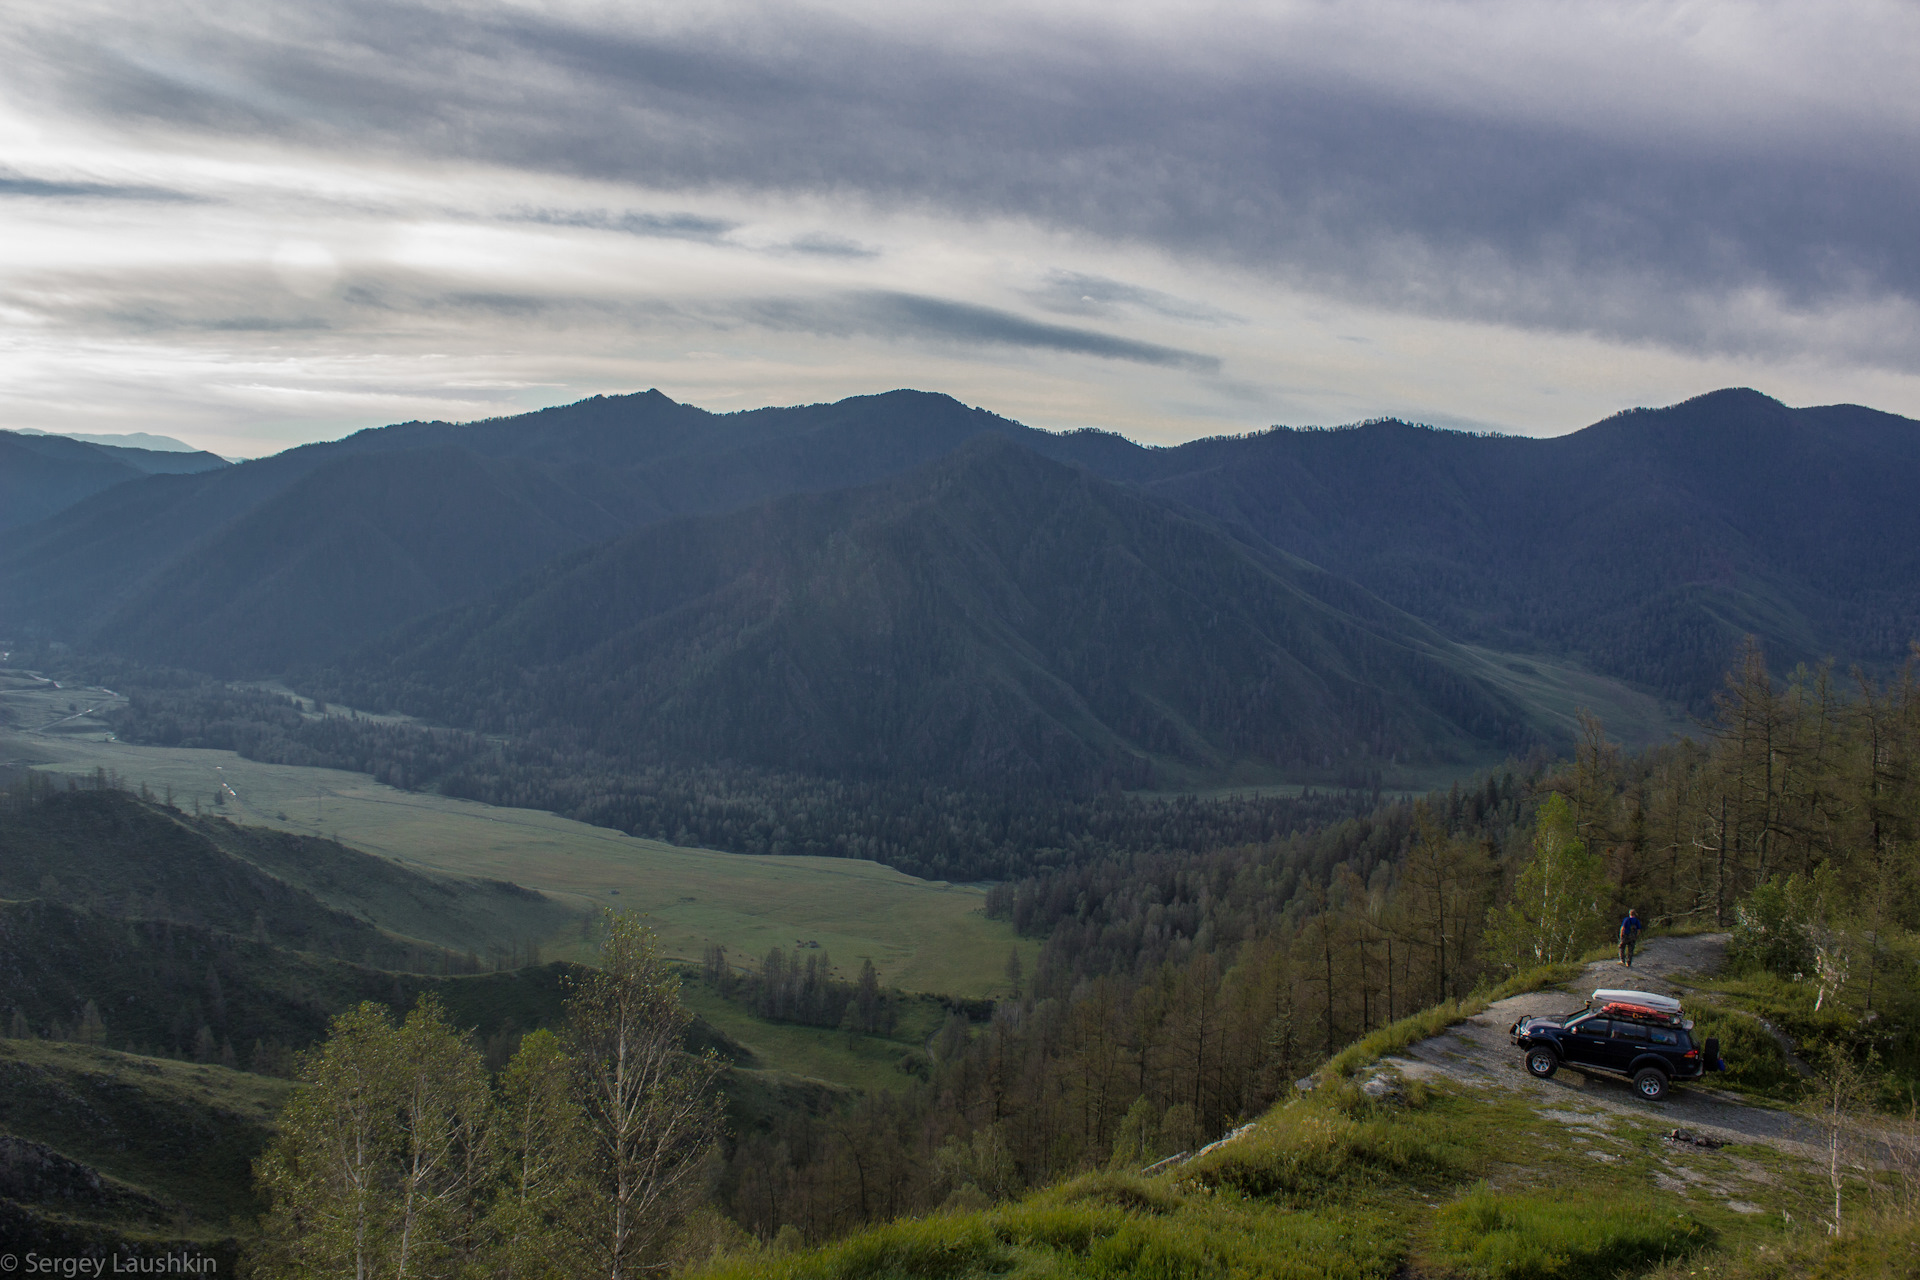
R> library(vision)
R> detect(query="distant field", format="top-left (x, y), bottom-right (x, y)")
top-left (0, 672), bottom-right (1033, 996)
top-left (680, 982), bottom-right (941, 1093)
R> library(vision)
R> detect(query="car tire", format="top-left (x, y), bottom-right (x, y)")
top-left (1634, 1067), bottom-right (1669, 1100)
top-left (1525, 1048), bottom-right (1559, 1079)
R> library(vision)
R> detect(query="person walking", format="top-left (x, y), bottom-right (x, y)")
top-left (1618, 908), bottom-right (1644, 967)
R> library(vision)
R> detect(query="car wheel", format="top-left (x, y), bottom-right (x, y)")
top-left (1634, 1067), bottom-right (1669, 1100)
top-left (1526, 1048), bottom-right (1559, 1079)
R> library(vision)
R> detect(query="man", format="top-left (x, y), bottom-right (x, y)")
top-left (1618, 908), bottom-right (1644, 967)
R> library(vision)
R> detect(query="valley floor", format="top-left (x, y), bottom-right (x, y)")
top-left (0, 668), bottom-right (1031, 995)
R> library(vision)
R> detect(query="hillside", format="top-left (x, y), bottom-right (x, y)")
top-left (89, 448), bottom-right (630, 672)
top-left (700, 935), bottom-right (1914, 1280)
top-left (0, 389), bottom-right (1064, 667)
top-left (1125, 389), bottom-right (1920, 702)
top-left (314, 436), bottom-right (1535, 791)
top-left (0, 429), bottom-right (227, 532)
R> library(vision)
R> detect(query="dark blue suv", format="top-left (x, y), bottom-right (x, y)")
top-left (1510, 990), bottom-right (1723, 1100)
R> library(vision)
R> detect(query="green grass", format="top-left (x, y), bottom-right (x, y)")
top-left (0, 673), bottom-right (1034, 996)
top-left (1433, 1185), bottom-right (1712, 1279)
top-left (680, 982), bottom-right (934, 1093)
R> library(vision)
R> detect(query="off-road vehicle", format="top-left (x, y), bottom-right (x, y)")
top-left (1509, 989), bottom-right (1723, 1101)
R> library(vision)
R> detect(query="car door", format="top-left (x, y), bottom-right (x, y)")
top-left (1562, 1016), bottom-right (1612, 1066)
top-left (1609, 1018), bottom-right (1652, 1072)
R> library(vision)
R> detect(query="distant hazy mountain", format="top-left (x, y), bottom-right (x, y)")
top-left (315, 437), bottom-right (1534, 790)
top-left (91, 448), bottom-right (630, 672)
top-left (15, 428), bottom-right (202, 453)
top-left (0, 430), bottom-right (228, 532)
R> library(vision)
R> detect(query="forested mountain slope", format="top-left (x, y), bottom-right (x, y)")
top-left (311, 437), bottom-right (1531, 791)
top-left (0, 429), bottom-right (227, 532)
top-left (7, 386), bottom-right (1916, 712)
top-left (0, 390), bottom-right (1063, 667)
top-left (1125, 389), bottom-right (1920, 702)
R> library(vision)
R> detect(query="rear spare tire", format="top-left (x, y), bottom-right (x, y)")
top-left (1634, 1067), bottom-right (1669, 1100)
top-left (1526, 1048), bottom-right (1559, 1079)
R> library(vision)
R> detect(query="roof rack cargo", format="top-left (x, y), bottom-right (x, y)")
top-left (1588, 988), bottom-right (1684, 1024)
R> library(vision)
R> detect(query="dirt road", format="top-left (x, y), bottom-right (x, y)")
top-left (1380, 933), bottom-right (1827, 1161)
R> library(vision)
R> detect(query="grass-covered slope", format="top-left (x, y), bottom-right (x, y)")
top-left (0, 1037), bottom-right (289, 1260)
top-left (0, 782), bottom-right (575, 962)
top-left (700, 1051), bottom-right (1904, 1280)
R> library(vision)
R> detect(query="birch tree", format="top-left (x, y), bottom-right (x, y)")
top-left (254, 999), bottom-right (492, 1280)
top-left (1484, 793), bottom-right (1605, 969)
top-left (566, 911), bottom-right (724, 1279)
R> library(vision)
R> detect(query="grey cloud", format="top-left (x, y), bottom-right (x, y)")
top-left (785, 233), bottom-right (878, 259)
top-left (817, 293), bottom-right (1220, 371)
top-left (12, 259), bottom-right (1214, 373)
top-left (0, 167), bottom-right (204, 202)
top-left (14, 0), bottom-right (1916, 368)
top-left (1031, 272), bottom-right (1241, 325)
top-left (511, 208), bottom-right (737, 242)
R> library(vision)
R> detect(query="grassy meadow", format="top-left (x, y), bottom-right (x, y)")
top-left (680, 982), bottom-right (943, 1093)
top-left (0, 671), bottom-right (1033, 996)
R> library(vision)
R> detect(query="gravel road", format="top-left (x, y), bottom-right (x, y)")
top-left (1380, 933), bottom-right (1829, 1161)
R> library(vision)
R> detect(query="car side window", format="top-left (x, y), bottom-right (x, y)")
top-left (1578, 1019), bottom-right (1611, 1036)
top-left (1613, 1021), bottom-right (1650, 1041)
top-left (1648, 1027), bottom-right (1677, 1045)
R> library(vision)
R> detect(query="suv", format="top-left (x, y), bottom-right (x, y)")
top-left (1510, 988), bottom-right (1723, 1101)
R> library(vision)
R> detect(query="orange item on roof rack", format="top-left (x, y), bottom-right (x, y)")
top-left (1598, 1001), bottom-right (1680, 1023)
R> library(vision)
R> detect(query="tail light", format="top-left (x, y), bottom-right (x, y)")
top-left (1683, 1049), bottom-right (1698, 1059)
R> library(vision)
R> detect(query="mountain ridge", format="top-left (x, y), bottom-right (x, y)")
top-left (309, 435), bottom-right (1535, 792)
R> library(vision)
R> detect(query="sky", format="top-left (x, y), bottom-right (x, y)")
top-left (3, 1), bottom-right (1917, 458)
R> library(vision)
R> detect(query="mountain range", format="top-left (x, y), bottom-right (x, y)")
top-left (0, 430), bottom-right (228, 533)
top-left (4, 386), bottom-right (1917, 792)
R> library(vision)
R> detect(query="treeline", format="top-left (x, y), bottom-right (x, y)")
top-left (714, 647), bottom-right (1920, 1244)
top-left (99, 671), bottom-right (1383, 881)
top-left (703, 945), bottom-right (898, 1036)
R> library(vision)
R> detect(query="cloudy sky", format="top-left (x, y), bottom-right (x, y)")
top-left (3, 0), bottom-right (1916, 456)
